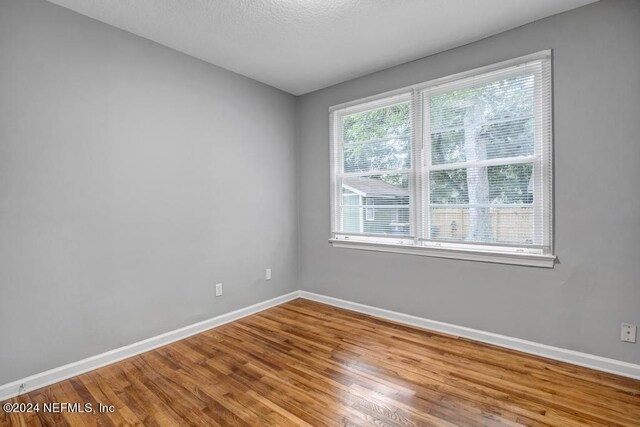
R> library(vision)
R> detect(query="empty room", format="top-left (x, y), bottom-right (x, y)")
top-left (1, 0), bottom-right (639, 425)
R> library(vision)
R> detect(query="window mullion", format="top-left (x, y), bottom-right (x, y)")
top-left (411, 89), bottom-right (422, 244)
top-left (533, 73), bottom-right (543, 248)
top-left (422, 89), bottom-right (432, 244)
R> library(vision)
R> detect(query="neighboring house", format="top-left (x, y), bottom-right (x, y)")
top-left (342, 177), bottom-right (410, 235)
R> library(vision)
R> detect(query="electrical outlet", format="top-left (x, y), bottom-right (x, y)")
top-left (215, 283), bottom-right (223, 297)
top-left (266, 268), bottom-right (272, 280)
top-left (621, 323), bottom-right (636, 343)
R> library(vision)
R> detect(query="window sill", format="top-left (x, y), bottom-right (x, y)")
top-left (328, 238), bottom-right (556, 268)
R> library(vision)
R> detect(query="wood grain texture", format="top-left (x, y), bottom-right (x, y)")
top-left (1, 298), bottom-right (639, 426)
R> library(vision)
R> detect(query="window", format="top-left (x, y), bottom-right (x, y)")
top-left (365, 199), bottom-right (375, 221)
top-left (330, 51), bottom-right (555, 267)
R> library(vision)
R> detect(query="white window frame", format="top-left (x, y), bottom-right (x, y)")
top-left (329, 51), bottom-right (556, 268)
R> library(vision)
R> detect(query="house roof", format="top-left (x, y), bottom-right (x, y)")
top-left (343, 177), bottom-right (409, 198)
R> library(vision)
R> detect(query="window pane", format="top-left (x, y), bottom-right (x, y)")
top-left (430, 73), bottom-right (535, 166)
top-left (430, 129), bottom-right (465, 165)
top-left (429, 206), bottom-right (534, 244)
top-left (430, 164), bottom-right (533, 205)
top-left (341, 191), bottom-right (361, 233)
top-left (341, 175), bottom-right (410, 235)
top-left (342, 102), bottom-right (411, 173)
top-left (429, 164), bottom-right (534, 243)
top-left (430, 168), bottom-right (469, 204)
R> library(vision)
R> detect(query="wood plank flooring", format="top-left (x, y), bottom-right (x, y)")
top-left (1, 298), bottom-right (639, 426)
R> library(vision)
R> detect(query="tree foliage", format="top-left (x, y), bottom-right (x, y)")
top-left (429, 73), bottom-right (535, 205)
top-left (342, 102), bottom-right (410, 187)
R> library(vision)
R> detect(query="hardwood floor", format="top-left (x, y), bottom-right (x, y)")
top-left (2, 299), bottom-right (639, 426)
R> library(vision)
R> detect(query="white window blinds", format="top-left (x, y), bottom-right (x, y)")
top-left (332, 93), bottom-right (414, 239)
top-left (330, 51), bottom-right (554, 266)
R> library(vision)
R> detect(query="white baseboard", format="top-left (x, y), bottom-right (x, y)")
top-left (3, 289), bottom-right (638, 402)
top-left (0, 291), bottom-right (301, 402)
top-left (298, 291), bottom-right (640, 380)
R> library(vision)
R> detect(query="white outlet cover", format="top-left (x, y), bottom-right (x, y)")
top-left (266, 269), bottom-right (272, 280)
top-left (621, 323), bottom-right (636, 343)
top-left (215, 283), bottom-right (223, 297)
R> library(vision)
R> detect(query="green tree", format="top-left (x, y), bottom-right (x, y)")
top-left (342, 102), bottom-right (410, 188)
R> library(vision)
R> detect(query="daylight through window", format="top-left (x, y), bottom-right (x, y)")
top-left (330, 51), bottom-right (554, 267)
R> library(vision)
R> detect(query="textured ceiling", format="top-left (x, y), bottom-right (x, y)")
top-left (46, 0), bottom-right (597, 95)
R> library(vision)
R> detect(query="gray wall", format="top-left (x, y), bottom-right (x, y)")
top-left (0, 0), bottom-right (298, 384)
top-left (297, 0), bottom-right (640, 364)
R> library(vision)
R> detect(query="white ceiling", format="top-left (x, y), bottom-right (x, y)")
top-left (46, 0), bottom-right (597, 95)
